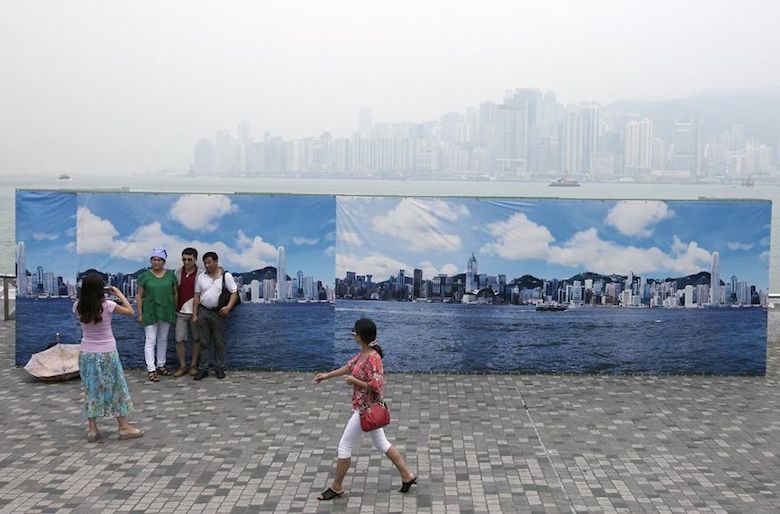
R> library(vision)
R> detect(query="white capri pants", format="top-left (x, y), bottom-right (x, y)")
top-left (144, 321), bottom-right (171, 372)
top-left (337, 410), bottom-right (392, 459)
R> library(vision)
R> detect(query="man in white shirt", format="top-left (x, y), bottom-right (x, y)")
top-left (192, 251), bottom-right (238, 380)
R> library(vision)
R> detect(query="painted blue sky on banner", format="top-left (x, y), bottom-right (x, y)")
top-left (16, 191), bottom-right (77, 281)
top-left (77, 193), bottom-right (336, 280)
top-left (337, 198), bottom-right (770, 289)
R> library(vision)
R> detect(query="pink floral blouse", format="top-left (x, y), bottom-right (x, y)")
top-left (346, 351), bottom-right (384, 411)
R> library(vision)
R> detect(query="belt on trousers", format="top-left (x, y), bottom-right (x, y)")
top-left (200, 304), bottom-right (220, 312)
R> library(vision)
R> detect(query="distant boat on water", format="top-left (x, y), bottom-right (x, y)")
top-left (549, 177), bottom-right (581, 187)
top-left (58, 174), bottom-right (71, 180)
top-left (535, 303), bottom-right (568, 312)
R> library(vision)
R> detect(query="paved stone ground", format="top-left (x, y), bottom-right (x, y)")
top-left (0, 313), bottom-right (778, 513)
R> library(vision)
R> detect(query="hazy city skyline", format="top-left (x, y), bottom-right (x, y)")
top-left (2, 1), bottom-right (780, 175)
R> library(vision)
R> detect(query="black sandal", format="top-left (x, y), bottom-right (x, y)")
top-left (399, 476), bottom-right (417, 493)
top-left (157, 367), bottom-right (170, 376)
top-left (317, 487), bottom-right (344, 501)
top-left (148, 371), bottom-right (159, 382)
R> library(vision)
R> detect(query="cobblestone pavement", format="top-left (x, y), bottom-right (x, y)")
top-left (0, 313), bottom-right (778, 513)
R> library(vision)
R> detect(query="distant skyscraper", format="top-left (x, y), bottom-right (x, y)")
top-left (276, 246), bottom-right (286, 301)
top-left (479, 101), bottom-right (497, 146)
top-left (710, 251), bottom-right (720, 305)
top-left (413, 268), bottom-right (423, 298)
top-left (193, 138), bottom-right (214, 175)
top-left (684, 284), bottom-right (695, 308)
top-left (493, 102), bottom-right (529, 173)
top-left (466, 253), bottom-right (478, 291)
top-left (250, 280), bottom-right (261, 303)
top-left (669, 120), bottom-right (700, 176)
top-left (36, 265), bottom-right (44, 294)
top-left (16, 242), bottom-right (26, 297)
top-left (579, 103), bottom-right (600, 174)
top-left (358, 108), bottom-right (372, 137)
top-left (215, 130), bottom-right (231, 175)
top-left (296, 270), bottom-right (304, 297)
top-left (237, 120), bottom-right (251, 145)
top-left (624, 119), bottom-right (653, 175)
top-left (560, 106), bottom-right (582, 175)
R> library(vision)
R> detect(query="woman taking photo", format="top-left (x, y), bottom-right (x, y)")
top-left (313, 318), bottom-right (416, 500)
top-left (136, 248), bottom-right (177, 382)
top-left (75, 272), bottom-right (144, 442)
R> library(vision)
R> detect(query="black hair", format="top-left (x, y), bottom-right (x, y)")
top-left (202, 251), bottom-right (218, 262)
top-left (182, 247), bottom-right (198, 258)
top-left (354, 318), bottom-right (383, 358)
top-left (77, 273), bottom-right (105, 324)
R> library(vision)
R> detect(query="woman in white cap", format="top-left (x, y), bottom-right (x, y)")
top-left (136, 248), bottom-right (177, 382)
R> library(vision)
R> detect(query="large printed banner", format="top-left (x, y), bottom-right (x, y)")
top-left (335, 197), bottom-right (770, 375)
top-left (16, 191), bottom-right (336, 370)
top-left (16, 191), bottom-right (771, 375)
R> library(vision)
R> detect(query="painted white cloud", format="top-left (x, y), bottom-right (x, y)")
top-left (292, 236), bottom-right (320, 246)
top-left (169, 194), bottom-right (238, 232)
top-left (77, 207), bottom-right (120, 255)
top-left (32, 232), bottom-right (59, 241)
top-left (418, 260), bottom-right (459, 279)
top-left (481, 211), bottom-right (711, 276)
top-left (480, 213), bottom-right (556, 260)
top-left (440, 263), bottom-right (459, 276)
top-left (370, 198), bottom-right (468, 251)
top-left (605, 201), bottom-right (674, 237)
top-left (547, 229), bottom-right (712, 276)
top-left (336, 253), bottom-right (409, 279)
top-left (339, 230), bottom-right (362, 245)
top-left (77, 207), bottom-right (279, 271)
top-left (727, 241), bottom-right (754, 251)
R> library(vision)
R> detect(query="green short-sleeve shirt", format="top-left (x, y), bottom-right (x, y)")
top-left (138, 269), bottom-right (176, 326)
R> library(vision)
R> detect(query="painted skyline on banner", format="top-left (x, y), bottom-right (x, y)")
top-left (336, 197), bottom-right (770, 293)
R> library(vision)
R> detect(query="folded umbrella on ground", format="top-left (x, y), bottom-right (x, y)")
top-left (24, 342), bottom-right (81, 381)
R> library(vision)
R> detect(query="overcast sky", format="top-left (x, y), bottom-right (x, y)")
top-left (2, 0), bottom-right (779, 175)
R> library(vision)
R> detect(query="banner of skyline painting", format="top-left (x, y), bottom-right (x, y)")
top-left (15, 191), bottom-right (336, 370)
top-left (336, 197), bottom-right (770, 375)
top-left (16, 191), bottom-right (771, 375)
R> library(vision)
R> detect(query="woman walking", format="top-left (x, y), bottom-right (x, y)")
top-left (75, 273), bottom-right (144, 442)
top-left (313, 318), bottom-right (416, 500)
top-left (136, 248), bottom-right (177, 382)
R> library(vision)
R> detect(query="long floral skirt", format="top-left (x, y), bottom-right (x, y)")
top-left (79, 350), bottom-right (134, 419)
